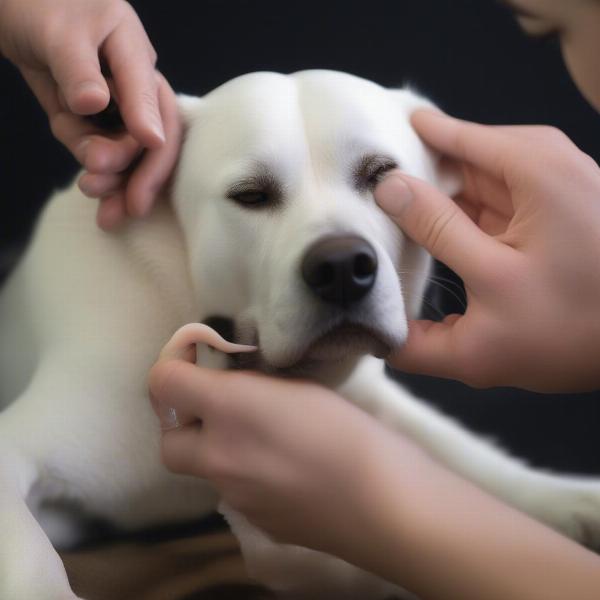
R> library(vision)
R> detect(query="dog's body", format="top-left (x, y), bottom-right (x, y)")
top-left (1, 71), bottom-right (600, 600)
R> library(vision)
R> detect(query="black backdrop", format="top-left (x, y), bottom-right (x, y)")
top-left (1, 0), bottom-right (599, 475)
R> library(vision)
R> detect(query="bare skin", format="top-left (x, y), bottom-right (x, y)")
top-left (0, 0), bottom-right (181, 229)
top-left (150, 326), bottom-right (600, 600)
top-left (375, 116), bottom-right (600, 392)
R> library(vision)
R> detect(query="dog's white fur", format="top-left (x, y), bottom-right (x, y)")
top-left (1, 70), bottom-right (599, 600)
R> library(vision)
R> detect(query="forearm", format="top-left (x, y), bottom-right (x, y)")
top-left (336, 437), bottom-right (600, 600)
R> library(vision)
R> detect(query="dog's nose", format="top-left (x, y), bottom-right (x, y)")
top-left (301, 236), bottom-right (378, 306)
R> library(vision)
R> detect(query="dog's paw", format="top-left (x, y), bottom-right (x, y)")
top-left (521, 476), bottom-right (600, 550)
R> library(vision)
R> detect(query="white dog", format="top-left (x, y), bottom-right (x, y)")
top-left (1, 70), bottom-right (599, 600)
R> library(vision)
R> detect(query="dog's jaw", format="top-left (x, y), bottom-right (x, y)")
top-left (201, 314), bottom-right (399, 386)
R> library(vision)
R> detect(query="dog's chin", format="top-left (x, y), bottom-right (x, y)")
top-left (302, 322), bottom-right (391, 362)
top-left (234, 322), bottom-right (393, 380)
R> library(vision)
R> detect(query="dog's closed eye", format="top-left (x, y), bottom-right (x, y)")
top-left (226, 169), bottom-right (282, 210)
top-left (354, 154), bottom-right (398, 192)
top-left (229, 190), bottom-right (271, 206)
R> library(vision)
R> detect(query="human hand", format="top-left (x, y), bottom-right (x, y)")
top-left (148, 324), bottom-right (395, 554)
top-left (148, 326), bottom-right (600, 600)
top-left (375, 110), bottom-right (600, 392)
top-left (0, 0), bottom-right (181, 229)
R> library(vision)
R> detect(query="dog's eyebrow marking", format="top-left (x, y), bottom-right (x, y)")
top-left (226, 164), bottom-right (283, 210)
top-left (353, 154), bottom-right (398, 192)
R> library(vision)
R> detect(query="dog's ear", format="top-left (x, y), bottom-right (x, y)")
top-left (177, 93), bottom-right (204, 127)
top-left (387, 87), bottom-right (463, 199)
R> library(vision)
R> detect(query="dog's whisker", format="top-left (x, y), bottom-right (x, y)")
top-left (419, 297), bottom-right (447, 321)
top-left (393, 267), bottom-right (468, 314)
top-left (425, 278), bottom-right (468, 312)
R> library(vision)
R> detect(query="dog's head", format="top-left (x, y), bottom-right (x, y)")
top-left (172, 71), bottom-right (454, 375)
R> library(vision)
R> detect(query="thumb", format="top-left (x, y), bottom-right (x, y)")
top-left (374, 170), bottom-right (497, 282)
top-left (49, 41), bottom-right (110, 115)
top-left (387, 317), bottom-right (469, 383)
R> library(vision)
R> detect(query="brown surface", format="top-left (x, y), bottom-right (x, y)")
top-left (61, 530), bottom-right (275, 600)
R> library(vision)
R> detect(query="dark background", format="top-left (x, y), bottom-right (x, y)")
top-left (1, 0), bottom-right (599, 475)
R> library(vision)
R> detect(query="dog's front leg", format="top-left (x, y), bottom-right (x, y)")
top-left (0, 445), bottom-right (81, 600)
top-left (339, 357), bottom-right (600, 548)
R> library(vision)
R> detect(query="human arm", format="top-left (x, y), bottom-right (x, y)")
top-left (0, 0), bottom-right (181, 229)
top-left (148, 328), bottom-right (600, 600)
top-left (374, 110), bottom-right (600, 392)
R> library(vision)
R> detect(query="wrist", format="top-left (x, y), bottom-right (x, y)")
top-left (347, 436), bottom-right (600, 600)
top-left (319, 428), bottom-right (428, 577)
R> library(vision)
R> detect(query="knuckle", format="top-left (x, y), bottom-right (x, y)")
top-left (39, 16), bottom-right (65, 53)
top-left (579, 151), bottom-right (599, 171)
top-left (570, 150), bottom-right (600, 184)
top-left (119, 0), bottom-right (141, 22)
top-left (116, 0), bottom-right (131, 14)
top-left (147, 44), bottom-right (158, 66)
top-left (148, 359), bottom-right (184, 400)
top-left (536, 125), bottom-right (569, 144)
top-left (422, 208), bottom-right (458, 256)
top-left (125, 85), bottom-right (160, 117)
top-left (141, 84), bottom-right (160, 108)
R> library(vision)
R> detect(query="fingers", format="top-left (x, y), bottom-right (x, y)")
top-left (83, 75), bottom-right (182, 228)
top-left (122, 74), bottom-right (183, 217)
top-left (85, 74), bottom-right (182, 223)
top-left (147, 323), bottom-right (260, 434)
top-left (96, 193), bottom-right (126, 230)
top-left (149, 359), bottom-right (227, 421)
top-left (50, 112), bottom-right (107, 163)
top-left (148, 323), bottom-right (258, 426)
top-left (20, 67), bottom-right (62, 116)
top-left (161, 423), bottom-right (205, 476)
top-left (19, 6), bottom-right (175, 231)
top-left (82, 134), bottom-right (142, 174)
top-left (103, 17), bottom-right (164, 148)
top-left (375, 171), bottom-right (510, 282)
top-left (23, 65), bottom-right (142, 178)
top-left (47, 39), bottom-right (109, 115)
top-left (386, 318), bottom-right (470, 383)
top-left (78, 172), bottom-right (125, 198)
top-left (411, 111), bottom-right (513, 180)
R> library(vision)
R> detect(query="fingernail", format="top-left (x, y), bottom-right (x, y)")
top-left (76, 81), bottom-right (109, 99)
top-left (78, 176), bottom-right (94, 197)
top-left (158, 403), bottom-right (180, 430)
top-left (150, 118), bottom-right (165, 144)
top-left (375, 174), bottom-right (413, 216)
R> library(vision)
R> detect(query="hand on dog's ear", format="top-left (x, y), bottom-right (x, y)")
top-left (177, 94), bottom-right (205, 127)
top-left (390, 88), bottom-right (464, 198)
top-left (93, 92), bottom-right (201, 228)
top-left (78, 74), bottom-right (184, 229)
